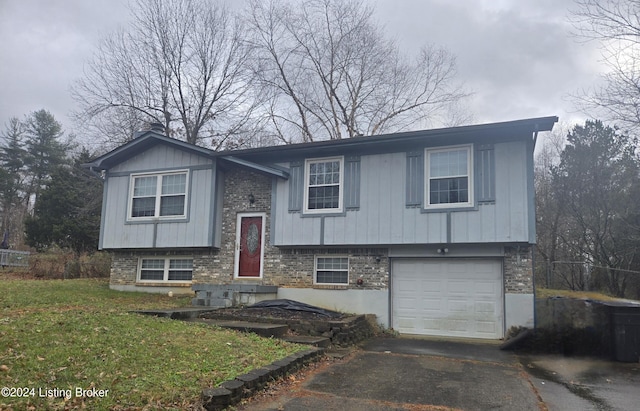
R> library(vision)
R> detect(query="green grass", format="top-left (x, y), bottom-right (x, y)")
top-left (0, 279), bottom-right (305, 410)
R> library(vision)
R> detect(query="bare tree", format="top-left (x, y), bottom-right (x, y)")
top-left (246, 0), bottom-right (469, 143)
top-left (534, 126), bottom-right (567, 287)
top-left (72, 0), bottom-right (257, 148)
top-left (571, 0), bottom-right (640, 131)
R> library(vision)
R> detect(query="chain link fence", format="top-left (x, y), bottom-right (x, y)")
top-left (0, 250), bottom-right (30, 268)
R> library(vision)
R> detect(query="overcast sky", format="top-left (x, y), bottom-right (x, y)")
top-left (0, 0), bottom-right (604, 148)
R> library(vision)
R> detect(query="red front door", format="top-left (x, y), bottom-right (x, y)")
top-left (238, 216), bottom-right (262, 277)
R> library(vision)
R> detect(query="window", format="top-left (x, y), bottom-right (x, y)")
top-left (138, 258), bottom-right (193, 282)
top-left (315, 256), bottom-right (349, 285)
top-left (425, 145), bottom-right (473, 208)
top-left (304, 157), bottom-right (344, 213)
top-left (129, 171), bottom-right (188, 219)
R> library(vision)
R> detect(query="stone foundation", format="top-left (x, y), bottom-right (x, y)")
top-left (110, 247), bottom-right (389, 292)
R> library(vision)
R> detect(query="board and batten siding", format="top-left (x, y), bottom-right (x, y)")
top-left (272, 140), bottom-right (533, 246)
top-left (100, 144), bottom-right (217, 249)
top-left (109, 143), bottom-right (213, 172)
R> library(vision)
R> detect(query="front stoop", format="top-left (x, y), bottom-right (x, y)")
top-left (191, 284), bottom-right (278, 308)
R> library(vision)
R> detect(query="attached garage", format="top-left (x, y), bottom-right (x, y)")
top-left (392, 259), bottom-right (504, 339)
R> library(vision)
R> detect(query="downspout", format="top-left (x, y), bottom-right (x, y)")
top-left (532, 125), bottom-right (539, 330)
top-left (532, 244), bottom-right (537, 330)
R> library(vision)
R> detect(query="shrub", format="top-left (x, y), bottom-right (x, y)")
top-left (29, 249), bottom-right (72, 279)
top-left (79, 251), bottom-right (111, 278)
top-left (28, 249), bottom-right (111, 279)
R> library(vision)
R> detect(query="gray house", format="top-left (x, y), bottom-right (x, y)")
top-left (86, 116), bottom-right (557, 339)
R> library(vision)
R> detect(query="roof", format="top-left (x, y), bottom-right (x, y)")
top-left (225, 116), bottom-right (558, 161)
top-left (85, 116), bottom-right (558, 172)
top-left (85, 130), bottom-right (216, 170)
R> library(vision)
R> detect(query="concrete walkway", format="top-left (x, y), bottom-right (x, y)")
top-left (238, 336), bottom-right (640, 411)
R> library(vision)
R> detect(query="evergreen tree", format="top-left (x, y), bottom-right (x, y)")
top-left (23, 109), bottom-right (73, 207)
top-left (25, 149), bottom-right (103, 253)
top-left (0, 117), bottom-right (28, 247)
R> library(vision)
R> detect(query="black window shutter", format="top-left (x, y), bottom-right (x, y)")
top-left (344, 156), bottom-right (361, 210)
top-left (288, 160), bottom-right (304, 212)
top-left (475, 144), bottom-right (495, 203)
top-left (406, 151), bottom-right (424, 207)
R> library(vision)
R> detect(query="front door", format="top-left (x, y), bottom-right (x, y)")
top-left (236, 215), bottom-right (264, 277)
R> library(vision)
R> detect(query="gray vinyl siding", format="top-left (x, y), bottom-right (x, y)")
top-left (272, 141), bottom-right (532, 246)
top-left (110, 143), bottom-right (212, 173)
top-left (100, 144), bottom-right (217, 249)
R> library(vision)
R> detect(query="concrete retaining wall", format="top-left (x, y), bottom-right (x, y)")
top-left (536, 297), bottom-right (612, 357)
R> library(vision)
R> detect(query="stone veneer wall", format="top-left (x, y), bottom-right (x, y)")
top-left (270, 248), bottom-right (388, 289)
top-left (503, 245), bottom-right (533, 293)
top-left (211, 167), bottom-right (274, 282)
top-left (110, 252), bottom-right (138, 286)
top-left (197, 167), bottom-right (391, 289)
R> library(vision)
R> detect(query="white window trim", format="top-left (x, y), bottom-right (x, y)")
top-left (314, 255), bottom-right (350, 285)
top-left (233, 212), bottom-right (266, 279)
top-left (424, 144), bottom-right (474, 209)
top-left (127, 170), bottom-right (189, 221)
top-left (303, 156), bottom-right (344, 214)
top-left (137, 257), bottom-right (193, 283)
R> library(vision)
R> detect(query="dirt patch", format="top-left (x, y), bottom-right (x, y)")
top-left (0, 270), bottom-right (37, 280)
top-left (235, 351), bottom-right (355, 410)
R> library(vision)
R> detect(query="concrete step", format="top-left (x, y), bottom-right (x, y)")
top-left (191, 297), bottom-right (232, 308)
top-left (194, 319), bottom-right (289, 338)
top-left (282, 335), bottom-right (331, 348)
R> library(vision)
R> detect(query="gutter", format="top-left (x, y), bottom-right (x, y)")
top-left (83, 164), bottom-right (106, 180)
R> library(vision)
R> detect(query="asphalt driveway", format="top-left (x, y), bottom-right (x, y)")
top-left (239, 336), bottom-right (539, 410)
top-left (238, 336), bottom-right (640, 411)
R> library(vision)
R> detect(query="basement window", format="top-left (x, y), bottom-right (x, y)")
top-left (138, 257), bottom-right (193, 283)
top-left (315, 256), bottom-right (349, 285)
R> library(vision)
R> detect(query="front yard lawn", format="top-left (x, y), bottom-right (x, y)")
top-left (0, 278), bottom-right (305, 410)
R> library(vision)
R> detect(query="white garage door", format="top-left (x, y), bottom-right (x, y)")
top-left (392, 259), bottom-right (504, 339)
